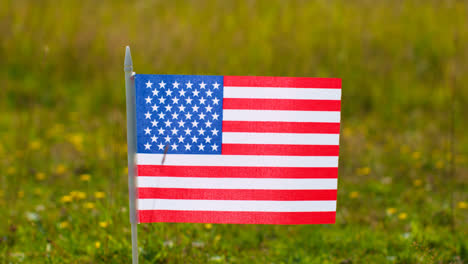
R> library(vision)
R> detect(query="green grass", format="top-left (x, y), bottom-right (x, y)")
top-left (1, 0), bottom-right (467, 263)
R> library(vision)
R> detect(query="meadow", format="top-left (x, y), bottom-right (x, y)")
top-left (0, 0), bottom-right (467, 263)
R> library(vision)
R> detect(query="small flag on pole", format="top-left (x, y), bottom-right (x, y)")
top-left (134, 74), bottom-right (341, 224)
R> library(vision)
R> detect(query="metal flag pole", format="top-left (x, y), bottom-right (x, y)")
top-left (124, 46), bottom-right (139, 264)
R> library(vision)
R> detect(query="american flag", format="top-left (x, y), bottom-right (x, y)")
top-left (134, 74), bottom-right (341, 224)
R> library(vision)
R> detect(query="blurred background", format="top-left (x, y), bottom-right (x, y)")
top-left (0, 0), bottom-right (467, 263)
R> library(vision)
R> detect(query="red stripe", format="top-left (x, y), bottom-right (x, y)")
top-left (138, 188), bottom-right (337, 201)
top-left (137, 165), bottom-right (338, 178)
top-left (223, 98), bottom-right (341, 111)
top-left (138, 210), bottom-right (336, 224)
top-left (224, 76), bottom-right (341, 88)
top-left (222, 144), bottom-right (339, 156)
top-left (222, 121), bottom-right (340, 134)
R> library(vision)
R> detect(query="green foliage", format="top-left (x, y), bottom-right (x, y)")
top-left (0, 0), bottom-right (467, 263)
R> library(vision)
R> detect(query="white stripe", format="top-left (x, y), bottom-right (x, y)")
top-left (224, 86), bottom-right (341, 100)
top-left (137, 177), bottom-right (338, 189)
top-left (138, 199), bottom-right (336, 212)
top-left (223, 109), bottom-right (340, 123)
top-left (136, 154), bottom-right (338, 167)
top-left (222, 132), bottom-right (339, 145)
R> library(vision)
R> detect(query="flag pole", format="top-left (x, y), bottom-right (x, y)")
top-left (124, 46), bottom-right (139, 264)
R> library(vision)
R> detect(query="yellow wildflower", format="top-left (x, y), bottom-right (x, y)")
top-left (34, 188), bottom-right (42, 196)
top-left (398, 212), bottom-right (407, 220)
top-left (435, 160), bottom-right (444, 169)
top-left (412, 152), bottom-right (421, 160)
top-left (61, 195), bottom-right (72, 203)
top-left (413, 179), bottom-right (423, 187)
top-left (349, 191), bottom-right (359, 199)
top-left (70, 191), bottom-right (86, 200)
top-left (95, 241), bottom-right (101, 249)
top-left (95, 192), bottom-right (105, 199)
top-left (356, 167), bottom-right (370, 176)
top-left (99, 221), bottom-right (109, 228)
top-left (35, 172), bottom-right (46, 181)
top-left (68, 133), bottom-right (83, 151)
top-left (122, 167), bottom-right (128, 175)
top-left (59, 221), bottom-right (69, 229)
top-left (84, 202), bottom-right (95, 209)
top-left (214, 234), bottom-right (222, 243)
top-left (79, 174), bottom-right (91, 181)
top-left (55, 164), bottom-right (67, 175)
top-left (386, 208), bottom-right (397, 216)
top-left (29, 140), bottom-right (41, 150)
top-left (204, 223), bottom-right (212, 230)
top-left (7, 167), bottom-right (16, 175)
top-left (458, 201), bottom-right (467, 209)
top-left (18, 191), bottom-right (24, 198)
top-left (342, 127), bottom-right (352, 138)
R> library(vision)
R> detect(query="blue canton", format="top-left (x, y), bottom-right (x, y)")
top-left (135, 74), bottom-right (224, 154)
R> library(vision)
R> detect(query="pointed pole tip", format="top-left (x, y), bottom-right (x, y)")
top-left (124, 46), bottom-right (133, 70)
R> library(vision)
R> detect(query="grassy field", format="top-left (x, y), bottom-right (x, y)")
top-left (1, 0), bottom-right (467, 263)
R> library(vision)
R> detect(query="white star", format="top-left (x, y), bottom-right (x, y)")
top-left (151, 135), bottom-right (158, 142)
top-left (151, 120), bottom-right (158, 127)
top-left (205, 136), bottom-right (212, 143)
top-left (152, 104), bottom-right (158, 111)
top-left (212, 98), bottom-right (219, 105)
top-left (165, 105), bottom-right (172, 112)
top-left (198, 128), bottom-right (205, 135)
top-left (178, 135), bottom-right (185, 143)
top-left (146, 80), bottom-right (153, 88)
top-left (166, 90), bottom-right (173, 96)
top-left (158, 143), bottom-right (165, 150)
top-left (205, 120), bottom-right (212, 127)
top-left (164, 135), bottom-right (171, 142)
top-left (199, 113), bottom-right (206, 120)
top-left (178, 120), bottom-right (185, 127)
top-left (172, 97), bottom-right (179, 104)
top-left (159, 97), bottom-right (166, 104)
top-left (152, 89), bottom-right (159, 96)
top-left (171, 112), bottom-right (179, 119)
top-left (211, 144), bottom-right (218, 151)
top-left (186, 97), bottom-right (193, 104)
top-left (178, 105), bottom-right (185, 112)
top-left (185, 143), bottom-right (192, 150)
top-left (158, 112), bottom-right (165, 119)
top-left (171, 143), bottom-right (178, 150)
top-left (159, 81), bottom-right (166, 88)
top-left (192, 105), bottom-right (199, 112)
top-left (145, 112), bottom-right (152, 119)
top-left (191, 136), bottom-right (198, 143)
top-left (212, 113), bottom-right (219, 120)
top-left (184, 128), bottom-right (192, 135)
top-left (193, 90), bottom-right (200, 97)
top-left (186, 81), bottom-right (193, 89)
top-left (172, 81), bottom-right (179, 88)
top-left (185, 112), bottom-right (192, 119)
top-left (144, 142), bottom-right (151, 149)
top-left (205, 105), bottom-right (213, 112)
top-left (199, 82), bottom-right (206, 89)
top-left (158, 128), bottom-right (165, 134)
top-left (198, 143), bottom-right (205, 151)
top-left (213, 82), bottom-right (220, 89)
top-left (206, 90), bottom-right (213, 97)
top-left (192, 120), bottom-right (199, 127)
top-left (179, 89), bottom-right (186, 96)
top-left (165, 120), bottom-right (172, 127)
top-left (199, 97), bottom-right (206, 105)
top-left (145, 96), bottom-right (152, 104)
top-left (144, 127), bottom-right (151, 134)
top-left (211, 128), bottom-right (219, 135)
top-left (171, 128), bottom-right (178, 135)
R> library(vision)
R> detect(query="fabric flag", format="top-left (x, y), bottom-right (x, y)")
top-left (134, 74), bottom-right (341, 224)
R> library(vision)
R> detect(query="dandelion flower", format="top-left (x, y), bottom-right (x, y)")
top-left (99, 221), bottom-right (109, 228)
top-left (59, 221), bottom-right (69, 229)
top-left (458, 201), bottom-right (467, 209)
top-left (386, 208), bottom-right (397, 216)
top-left (412, 152), bottom-right (421, 160)
top-left (435, 160), bottom-right (444, 169)
top-left (349, 191), bottom-right (359, 199)
top-left (398, 212), bottom-right (407, 220)
top-left (61, 195), bottom-right (72, 203)
top-left (95, 192), bottom-right (105, 199)
top-left (80, 174), bottom-right (91, 181)
top-left (356, 167), bottom-right (371, 176)
top-left (35, 172), bottom-right (46, 181)
top-left (204, 223), bottom-right (212, 230)
top-left (95, 241), bottom-right (101, 249)
top-left (55, 164), bottom-right (67, 175)
top-left (70, 191), bottom-right (86, 200)
top-left (29, 140), bottom-right (41, 150)
top-left (84, 202), bottom-right (95, 209)
top-left (413, 179), bottom-right (423, 187)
